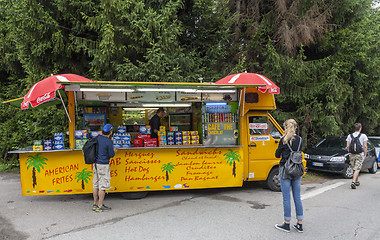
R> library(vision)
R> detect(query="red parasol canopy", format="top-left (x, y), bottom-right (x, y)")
top-left (215, 72), bottom-right (280, 94)
top-left (21, 74), bottom-right (93, 109)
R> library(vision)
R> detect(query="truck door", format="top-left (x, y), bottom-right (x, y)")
top-left (246, 113), bottom-right (282, 181)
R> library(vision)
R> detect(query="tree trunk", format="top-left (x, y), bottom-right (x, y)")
top-left (166, 171), bottom-right (169, 181)
top-left (233, 161), bottom-right (236, 177)
top-left (32, 167), bottom-right (37, 188)
top-left (81, 180), bottom-right (85, 190)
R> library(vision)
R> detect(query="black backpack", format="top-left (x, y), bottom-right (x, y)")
top-left (82, 136), bottom-right (98, 164)
top-left (284, 137), bottom-right (305, 178)
top-left (349, 133), bottom-right (363, 154)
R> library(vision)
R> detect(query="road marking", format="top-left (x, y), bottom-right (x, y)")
top-left (301, 181), bottom-right (345, 200)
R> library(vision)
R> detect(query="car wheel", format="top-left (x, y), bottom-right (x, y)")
top-left (343, 165), bottom-right (354, 179)
top-left (120, 191), bottom-right (148, 200)
top-left (266, 167), bottom-right (281, 192)
top-left (368, 160), bottom-right (378, 173)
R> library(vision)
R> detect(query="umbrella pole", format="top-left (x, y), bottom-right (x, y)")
top-left (57, 90), bottom-right (71, 123)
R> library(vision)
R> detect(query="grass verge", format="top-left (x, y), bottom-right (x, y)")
top-left (0, 162), bottom-right (20, 173)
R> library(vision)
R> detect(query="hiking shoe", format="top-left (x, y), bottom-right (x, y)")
top-left (96, 205), bottom-right (111, 212)
top-left (293, 223), bottom-right (303, 233)
top-left (92, 204), bottom-right (98, 211)
top-left (275, 222), bottom-right (290, 233)
top-left (355, 182), bottom-right (360, 186)
top-left (351, 182), bottom-right (356, 189)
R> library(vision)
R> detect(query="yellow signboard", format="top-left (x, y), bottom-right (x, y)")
top-left (19, 147), bottom-right (243, 196)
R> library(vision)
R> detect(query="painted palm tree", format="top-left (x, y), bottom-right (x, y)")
top-left (75, 168), bottom-right (93, 190)
top-left (223, 149), bottom-right (241, 177)
top-left (26, 153), bottom-right (48, 188)
top-left (161, 162), bottom-right (176, 181)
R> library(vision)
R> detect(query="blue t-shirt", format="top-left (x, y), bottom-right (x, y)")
top-left (96, 135), bottom-right (115, 164)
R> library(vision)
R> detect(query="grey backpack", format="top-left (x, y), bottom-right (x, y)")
top-left (284, 138), bottom-right (304, 178)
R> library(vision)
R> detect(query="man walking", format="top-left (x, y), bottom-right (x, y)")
top-left (346, 123), bottom-right (368, 189)
top-left (93, 124), bottom-right (117, 212)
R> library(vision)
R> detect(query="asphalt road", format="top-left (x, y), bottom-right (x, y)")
top-left (1, 171), bottom-right (380, 240)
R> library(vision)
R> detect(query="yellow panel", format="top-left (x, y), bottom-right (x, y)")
top-left (241, 88), bottom-right (276, 116)
top-left (109, 107), bottom-right (123, 127)
top-left (19, 147), bottom-right (244, 196)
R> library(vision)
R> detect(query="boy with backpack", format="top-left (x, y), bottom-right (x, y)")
top-left (346, 123), bottom-right (368, 189)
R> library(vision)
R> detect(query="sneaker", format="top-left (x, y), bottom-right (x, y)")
top-left (351, 182), bottom-right (356, 189)
top-left (293, 223), bottom-right (303, 233)
top-left (355, 182), bottom-right (360, 186)
top-left (275, 222), bottom-right (290, 233)
top-left (92, 204), bottom-right (98, 211)
top-left (96, 205), bottom-right (111, 212)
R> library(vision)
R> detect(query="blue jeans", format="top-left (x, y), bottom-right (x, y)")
top-left (280, 176), bottom-right (303, 221)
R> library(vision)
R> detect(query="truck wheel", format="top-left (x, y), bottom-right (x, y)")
top-left (266, 167), bottom-right (281, 192)
top-left (120, 191), bottom-right (148, 200)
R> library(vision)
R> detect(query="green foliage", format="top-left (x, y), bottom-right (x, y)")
top-left (0, 0), bottom-right (379, 164)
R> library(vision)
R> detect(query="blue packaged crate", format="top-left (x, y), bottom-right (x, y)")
top-left (43, 140), bottom-right (54, 147)
top-left (167, 131), bottom-right (174, 136)
top-left (43, 142), bottom-right (54, 150)
top-left (167, 136), bottom-right (174, 141)
top-left (175, 141), bottom-right (183, 145)
top-left (54, 140), bottom-right (64, 145)
top-left (174, 131), bottom-right (182, 137)
top-left (139, 126), bottom-right (147, 134)
top-left (121, 135), bottom-right (131, 141)
top-left (113, 134), bottom-right (122, 141)
top-left (113, 143), bottom-right (122, 148)
top-left (54, 133), bottom-right (64, 141)
top-left (122, 143), bottom-right (130, 148)
top-left (175, 137), bottom-right (183, 142)
top-left (90, 131), bottom-right (101, 138)
top-left (168, 141), bottom-right (175, 145)
top-left (75, 130), bottom-right (83, 139)
top-left (54, 144), bottom-right (65, 150)
top-left (117, 126), bottom-right (127, 134)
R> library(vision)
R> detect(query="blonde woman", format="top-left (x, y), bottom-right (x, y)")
top-left (274, 119), bottom-right (304, 233)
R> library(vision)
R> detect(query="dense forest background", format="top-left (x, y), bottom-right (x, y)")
top-left (0, 0), bottom-right (379, 163)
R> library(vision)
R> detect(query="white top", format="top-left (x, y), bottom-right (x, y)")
top-left (346, 132), bottom-right (368, 155)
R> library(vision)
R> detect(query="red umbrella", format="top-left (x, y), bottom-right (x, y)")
top-left (21, 74), bottom-right (93, 109)
top-left (215, 72), bottom-right (280, 94)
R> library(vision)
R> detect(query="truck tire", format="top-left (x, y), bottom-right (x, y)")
top-left (120, 191), bottom-right (148, 200)
top-left (266, 167), bottom-right (281, 192)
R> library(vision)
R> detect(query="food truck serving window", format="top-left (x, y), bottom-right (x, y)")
top-left (249, 116), bottom-right (281, 139)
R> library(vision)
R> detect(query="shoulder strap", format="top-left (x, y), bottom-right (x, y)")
top-left (286, 136), bottom-right (302, 152)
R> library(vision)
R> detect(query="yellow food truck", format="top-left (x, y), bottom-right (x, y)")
top-left (7, 77), bottom-right (291, 199)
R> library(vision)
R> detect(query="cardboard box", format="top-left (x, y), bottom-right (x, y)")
top-left (191, 135), bottom-right (199, 141)
top-left (183, 140), bottom-right (190, 145)
top-left (159, 126), bottom-right (166, 132)
top-left (121, 135), bottom-right (131, 141)
top-left (54, 133), bottom-right (64, 141)
top-left (54, 144), bottom-right (65, 150)
top-left (137, 134), bottom-right (151, 139)
top-left (139, 126), bottom-right (147, 134)
top-left (33, 145), bottom-right (43, 151)
top-left (117, 126), bottom-right (127, 134)
top-left (191, 140), bottom-right (199, 145)
top-left (190, 131), bottom-right (198, 136)
top-left (182, 131), bottom-right (190, 136)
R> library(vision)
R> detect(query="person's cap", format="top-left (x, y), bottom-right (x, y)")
top-left (103, 124), bottom-right (114, 132)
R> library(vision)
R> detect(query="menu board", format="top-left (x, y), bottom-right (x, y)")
top-left (177, 92), bottom-right (202, 102)
top-left (127, 92), bottom-right (175, 102)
